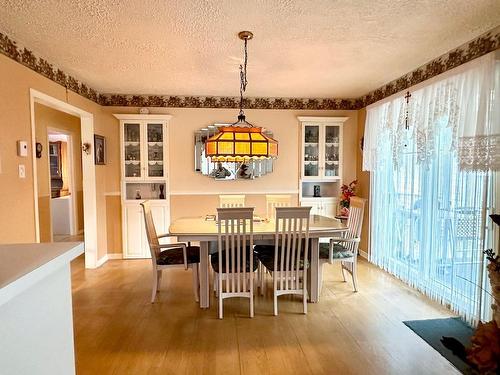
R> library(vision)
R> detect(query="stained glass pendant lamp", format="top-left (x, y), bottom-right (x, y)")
top-left (205, 31), bottom-right (278, 163)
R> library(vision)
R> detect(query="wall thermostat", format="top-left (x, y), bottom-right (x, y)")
top-left (17, 141), bottom-right (28, 157)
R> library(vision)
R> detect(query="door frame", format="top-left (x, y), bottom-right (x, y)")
top-left (47, 128), bottom-right (79, 237)
top-left (30, 88), bottom-right (99, 268)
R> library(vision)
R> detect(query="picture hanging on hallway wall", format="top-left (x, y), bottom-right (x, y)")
top-left (94, 134), bottom-right (106, 165)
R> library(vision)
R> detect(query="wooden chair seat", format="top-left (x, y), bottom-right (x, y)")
top-left (157, 246), bottom-right (200, 266)
top-left (210, 247), bottom-right (257, 273)
top-left (256, 246), bottom-right (308, 271)
top-left (254, 241), bottom-right (307, 254)
top-left (319, 242), bottom-right (353, 260)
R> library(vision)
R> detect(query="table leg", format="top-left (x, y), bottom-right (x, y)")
top-left (309, 237), bottom-right (320, 303)
top-left (199, 241), bottom-right (210, 309)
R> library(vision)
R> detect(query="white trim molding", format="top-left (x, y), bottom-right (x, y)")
top-left (359, 250), bottom-right (369, 260)
top-left (107, 253), bottom-right (123, 260)
top-left (113, 114), bottom-right (172, 121)
top-left (30, 89), bottom-right (98, 269)
top-left (95, 254), bottom-right (109, 267)
top-left (104, 191), bottom-right (121, 197)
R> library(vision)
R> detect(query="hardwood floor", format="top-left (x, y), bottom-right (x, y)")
top-left (71, 256), bottom-right (459, 374)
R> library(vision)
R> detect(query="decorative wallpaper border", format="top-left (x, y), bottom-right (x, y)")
top-left (98, 94), bottom-right (360, 110)
top-left (359, 25), bottom-right (500, 107)
top-left (0, 25), bottom-right (498, 110)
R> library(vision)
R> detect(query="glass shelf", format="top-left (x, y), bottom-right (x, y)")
top-left (125, 182), bottom-right (166, 200)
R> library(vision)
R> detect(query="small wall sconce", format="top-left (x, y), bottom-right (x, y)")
top-left (35, 142), bottom-right (43, 158)
top-left (82, 142), bottom-right (91, 155)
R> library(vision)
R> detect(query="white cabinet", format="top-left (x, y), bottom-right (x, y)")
top-left (299, 117), bottom-right (346, 181)
top-left (122, 203), bottom-right (169, 258)
top-left (124, 204), bottom-right (145, 258)
top-left (301, 198), bottom-right (338, 219)
top-left (114, 114), bottom-right (172, 259)
top-left (298, 117), bottom-right (348, 218)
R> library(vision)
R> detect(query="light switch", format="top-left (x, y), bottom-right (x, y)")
top-left (18, 164), bottom-right (26, 178)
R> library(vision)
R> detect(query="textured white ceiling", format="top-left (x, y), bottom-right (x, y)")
top-left (1, 0), bottom-right (499, 98)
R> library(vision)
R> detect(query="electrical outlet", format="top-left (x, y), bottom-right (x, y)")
top-left (18, 164), bottom-right (26, 178)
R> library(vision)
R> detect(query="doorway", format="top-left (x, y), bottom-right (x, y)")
top-left (30, 89), bottom-right (98, 268)
top-left (46, 129), bottom-right (84, 242)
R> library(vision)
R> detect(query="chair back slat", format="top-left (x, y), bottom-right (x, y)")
top-left (266, 194), bottom-right (292, 220)
top-left (274, 207), bottom-right (311, 292)
top-left (141, 201), bottom-right (160, 260)
top-left (217, 207), bottom-right (254, 294)
top-left (219, 195), bottom-right (246, 208)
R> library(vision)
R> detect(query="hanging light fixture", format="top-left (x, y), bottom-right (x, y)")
top-left (205, 31), bottom-right (278, 163)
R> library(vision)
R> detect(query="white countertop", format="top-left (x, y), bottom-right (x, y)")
top-left (0, 242), bottom-right (83, 305)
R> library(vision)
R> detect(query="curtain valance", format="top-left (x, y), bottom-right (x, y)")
top-left (363, 52), bottom-right (499, 172)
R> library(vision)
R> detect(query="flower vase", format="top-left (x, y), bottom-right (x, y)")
top-left (340, 207), bottom-right (350, 217)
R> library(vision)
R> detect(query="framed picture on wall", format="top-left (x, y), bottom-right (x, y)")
top-left (94, 134), bottom-right (106, 165)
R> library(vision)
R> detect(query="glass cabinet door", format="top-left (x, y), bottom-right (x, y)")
top-left (124, 123), bottom-right (142, 178)
top-left (303, 125), bottom-right (320, 178)
top-left (146, 123), bottom-right (164, 178)
top-left (324, 125), bottom-right (340, 178)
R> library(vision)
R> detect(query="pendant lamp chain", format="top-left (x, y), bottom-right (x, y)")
top-left (239, 37), bottom-right (249, 119)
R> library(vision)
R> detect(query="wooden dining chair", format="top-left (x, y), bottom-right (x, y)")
top-left (265, 194), bottom-right (292, 220)
top-left (318, 197), bottom-right (366, 292)
top-left (212, 207), bottom-right (256, 319)
top-left (140, 201), bottom-right (200, 303)
top-left (219, 194), bottom-right (246, 208)
top-left (256, 207), bottom-right (311, 315)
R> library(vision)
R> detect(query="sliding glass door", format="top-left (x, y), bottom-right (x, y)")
top-left (370, 118), bottom-right (494, 323)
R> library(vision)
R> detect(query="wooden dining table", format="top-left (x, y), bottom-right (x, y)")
top-left (169, 214), bottom-right (347, 309)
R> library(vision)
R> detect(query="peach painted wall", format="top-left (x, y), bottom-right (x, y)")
top-left (0, 54), bottom-right (118, 261)
top-left (356, 108), bottom-right (370, 254)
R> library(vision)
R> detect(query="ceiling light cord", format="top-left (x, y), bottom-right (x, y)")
top-left (238, 38), bottom-right (248, 120)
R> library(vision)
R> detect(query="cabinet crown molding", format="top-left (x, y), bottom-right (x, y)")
top-left (297, 116), bottom-right (348, 123)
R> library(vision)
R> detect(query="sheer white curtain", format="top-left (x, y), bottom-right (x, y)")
top-left (363, 52), bottom-right (499, 324)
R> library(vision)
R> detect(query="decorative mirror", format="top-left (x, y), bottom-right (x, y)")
top-left (194, 124), bottom-right (275, 180)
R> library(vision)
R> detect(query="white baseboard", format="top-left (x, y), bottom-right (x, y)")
top-left (95, 254), bottom-right (108, 267)
top-left (359, 250), bottom-right (369, 260)
top-left (107, 253), bottom-right (123, 260)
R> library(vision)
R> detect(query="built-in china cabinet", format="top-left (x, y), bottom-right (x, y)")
top-left (114, 114), bottom-right (172, 259)
top-left (298, 116), bottom-right (348, 218)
